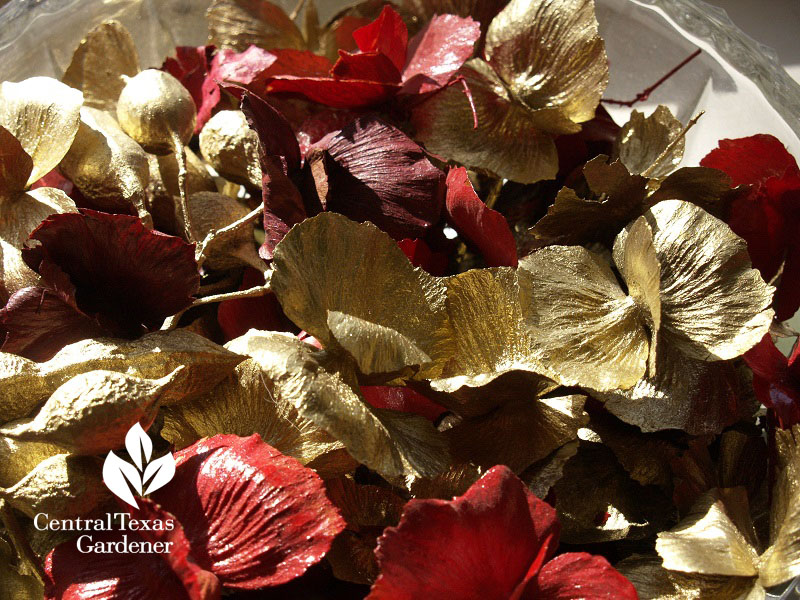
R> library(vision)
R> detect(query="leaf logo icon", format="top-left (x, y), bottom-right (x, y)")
top-left (102, 423), bottom-right (176, 509)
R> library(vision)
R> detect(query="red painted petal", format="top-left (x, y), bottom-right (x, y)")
top-left (700, 134), bottom-right (800, 186)
top-left (297, 109), bottom-right (361, 157)
top-left (149, 434), bottom-right (345, 589)
top-left (744, 334), bottom-right (800, 428)
top-left (217, 267), bottom-right (294, 341)
top-left (332, 50), bottom-right (402, 85)
top-left (445, 167), bottom-right (518, 267)
top-left (0, 286), bottom-right (105, 361)
top-left (519, 553), bottom-right (637, 600)
top-left (312, 116), bottom-right (445, 239)
top-left (368, 465), bottom-right (560, 600)
top-left (22, 210), bottom-right (199, 336)
top-left (351, 5), bottom-right (408, 74)
top-left (216, 46), bottom-right (281, 87)
top-left (401, 15), bottom-right (480, 95)
top-left (397, 238), bottom-right (449, 275)
top-left (744, 334), bottom-right (788, 382)
top-left (163, 46), bottom-right (222, 133)
top-left (44, 499), bottom-right (221, 600)
top-left (241, 91), bottom-right (301, 172)
top-left (266, 77), bottom-right (398, 109)
top-left (361, 386), bottom-right (446, 421)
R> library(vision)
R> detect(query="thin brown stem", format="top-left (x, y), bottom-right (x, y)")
top-left (0, 500), bottom-right (44, 584)
top-left (602, 49), bottom-right (702, 107)
top-left (485, 178), bottom-right (504, 210)
top-left (172, 134), bottom-right (194, 244)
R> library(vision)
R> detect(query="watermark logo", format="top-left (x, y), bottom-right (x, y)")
top-left (102, 423), bottom-right (175, 508)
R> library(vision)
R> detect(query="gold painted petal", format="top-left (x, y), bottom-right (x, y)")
top-left (412, 59), bottom-right (559, 184)
top-left (406, 462), bottom-right (484, 500)
top-left (225, 330), bottom-right (449, 482)
top-left (444, 395), bottom-right (587, 473)
top-left (0, 437), bottom-right (62, 488)
top-left (646, 200), bottom-right (774, 360)
top-left (484, 0), bottom-right (608, 128)
top-left (616, 555), bottom-right (760, 600)
top-left (1, 454), bottom-right (108, 521)
top-left (161, 357), bottom-right (349, 477)
top-left (0, 125), bottom-right (33, 196)
top-left (520, 440), bottom-right (578, 499)
top-left (207, 0), bottom-right (305, 52)
top-left (271, 213), bottom-right (449, 375)
top-left (613, 215), bottom-right (661, 372)
top-left (0, 187), bottom-right (77, 304)
top-left (555, 442), bottom-right (672, 543)
top-left (614, 105), bottom-right (684, 177)
top-left (62, 20), bottom-right (139, 112)
top-left (0, 541), bottom-right (44, 600)
top-left (598, 336), bottom-right (756, 435)
top-left (0, 330), bottom-right (244, 422)
top-left (198, 109), bottom-right (261, 190)
top-left (0, 369), bottom-right (179, 455)
top-left (327, 311), bottom-right (431, 376)
top-left (60, 107), bottom-right (151, 220)
top-left (648, 166), bottom-right (736, 214)
top-left (517, 247), bottom-right (649, 391)
top-left (656, 491), bottom-right (760, 577)
top-left (0, 77), bottom-right (83, 186)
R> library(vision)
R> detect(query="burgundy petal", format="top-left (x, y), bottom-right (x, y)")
top-left (444, 167), bottom-right (517, 267)
top-left (45, 499), bottom-right (221, 600)
top-left (217, 267), bottom-right (294, 341)
top-left (0, 286), bottom-right (105, 362)
top-left (700, 134), bottom-right (800, 186)
top-left (350, 5), bottom-right (408, 74)
top-left (149, 434), bottom-right (345, 589)
top-left (163, 46), bottom-right (223, 133)
top-left (361, 385), bottom-right (446, 421)
top-left (310, 116), bottom-right (445, 239)
top-left (241, 90), bottom-right (301, 172)
top-left (401, 15), bottom-right (480, 95)
top-left (22, 210), bottom-right (199, 337)
top-left (518, 552), bottom-right (637, 600)
top-left (745, 334), bottom-right (800, 428)
top-left (368, 465), bottom-right (560, 600)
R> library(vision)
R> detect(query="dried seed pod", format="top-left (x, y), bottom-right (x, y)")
top-left (0, 454), bottom-right (108, 521)
top-left (60, 107), bottom-right (152, 224)
top-left (0, 436), bottom-right (62, 489)
top-left (188, 191), bottom-right (263, 270)
top-left (0, 368), bottom-right (180, 455)
top-left (199, 110), bottom-right (261, 190)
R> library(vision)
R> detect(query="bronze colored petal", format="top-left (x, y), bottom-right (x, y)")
top-left (518, 246), bottom-right (649, 391)
top-left (614, 105), bottom-right (684, 177)
top-left (198, 109), bottom-right (262, 190)
top-left (0, 454), bottom-right (108, 521)
top-left (598, 337), bottom-right (756, 434)
top-left (326, 476), bottom-right (405, 529)
top-left (656, 491), bottom-right (759, 577)
top-left (0, 369), bottom-right (179, 455)
top-left (648, 166), bottom-right (736, 215)
top-left (646, 200), bottom-right (774, 360)
top-left (616, 555), bottom-right (760, 600)
top-left (0, 187), bottom-right (77, 304)
top-left (0, 540), bottom-right (43, 600)
top-left (520, 440), bottom-right (578, 499)
top-left (207, 0), bottom-right (305, 52)
top-left (0, 78), bottom-right (83, 186)
top-left (327, 531), bottom-right (382, 586)
top-left (412, 59), bottom-right (559, 184)
top-left (62, 20), bottom-right (139, 112)
top-left (613, 215), bottom-right (661, 372)
top-left (555, 441), bottom-right (673, 543)
top-left (0, 125), bottom-right (33, 196)
top-left (161, 357), bottom-right (348, 475)
top-left (327, 311), bottom-right (431, 376)
top-left (271, 213), bottom-right (449, 376)
top-left (224, 330), bottom-right (449, 482)
top-left (484, 0), bottom-right (608, 129)
top-left (444, 395), bottom-right (587, 474)
top-left (59, 107), bottom-right (151, 219)
top-left (406, 462), bottom-right (484, 500)
top-left (0, 437), bottom-right (62, 488)
top-left (0, 330), bottom-right (244, 422)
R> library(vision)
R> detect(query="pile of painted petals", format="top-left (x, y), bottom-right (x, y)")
top-left (1, 0), bottom-right (800, 598)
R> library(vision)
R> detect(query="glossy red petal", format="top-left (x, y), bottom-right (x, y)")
top-left (445, 167), bottom-right (517, 267)
top-left (22, 210), bottom-right (199, 336)
top-left (163, 46), bottom-right (222, 133)
top-left (700, 134), bottom-right (800, 186)
top-left (217, 267), bottom-right (294, 341)
top-left (519, 552), bottom-right (637, 600)
top-left (351, 5), bottom-right (408, 74)
top-left (0, 286), bottom-right (105, 362)
top-left (45, 499), bottom-right (221, 600)
top-left (368, 465), bottom-right (560, 600)
top-left (361, 385), bottom-right (446, 421)
top-left (332, 50), bottom-right (402, 85)
top-left (265, 76), bottom-right (398, 109)
top-left (312, 116), bottom-right (445, 239)
top-left (216, 46), bottom-right (282, 87)
top-left (149, 434), bottom-right (345, 589)
top-left (744, 334), bottom-right (788, 382)
top-left (397, 238), bottom-right (449, 275)
top-left (401, 15), bottom-right (480, 95)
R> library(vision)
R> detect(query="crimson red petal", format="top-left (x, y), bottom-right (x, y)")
top-left (22, 210), bottom-right (199, 337)
top-left (744, 334), bottom-right (789, 382)
top-left (241, 91), bottom-right (301, 172)
top-left (368, 465), bottom-right (559, 600)
top-left (265, 76), bottom-right (397, 109)
top-left (351, 5), bottom-right (408, 74)
top-left (149, 434), bottom-right (345, 589)
top-left (401, 15), bottom-right (480, 95)
top-left (45, 499), bottom-right (221, 600)
top-left (445, 167), bottom-right (517, 267)
top-left (397, 238), bottom-right (449, 275)
top-left (332, 50), bottom-right (402, 85)
top-left (311, 116), bottom-right (445, 239)
top-left (700, 134), bottom-right (800, 186)
top-left (361, 385), bottom-right (446, 421)
top-left (518, 553), bottom-right (637, 600)
top-left (163, 46), bottom-right (222, 133)
top-left (217, 267), bottom-right (295, 341)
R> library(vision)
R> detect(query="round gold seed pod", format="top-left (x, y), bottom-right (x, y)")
top-left (199, 109), bottom-right (261, 190)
